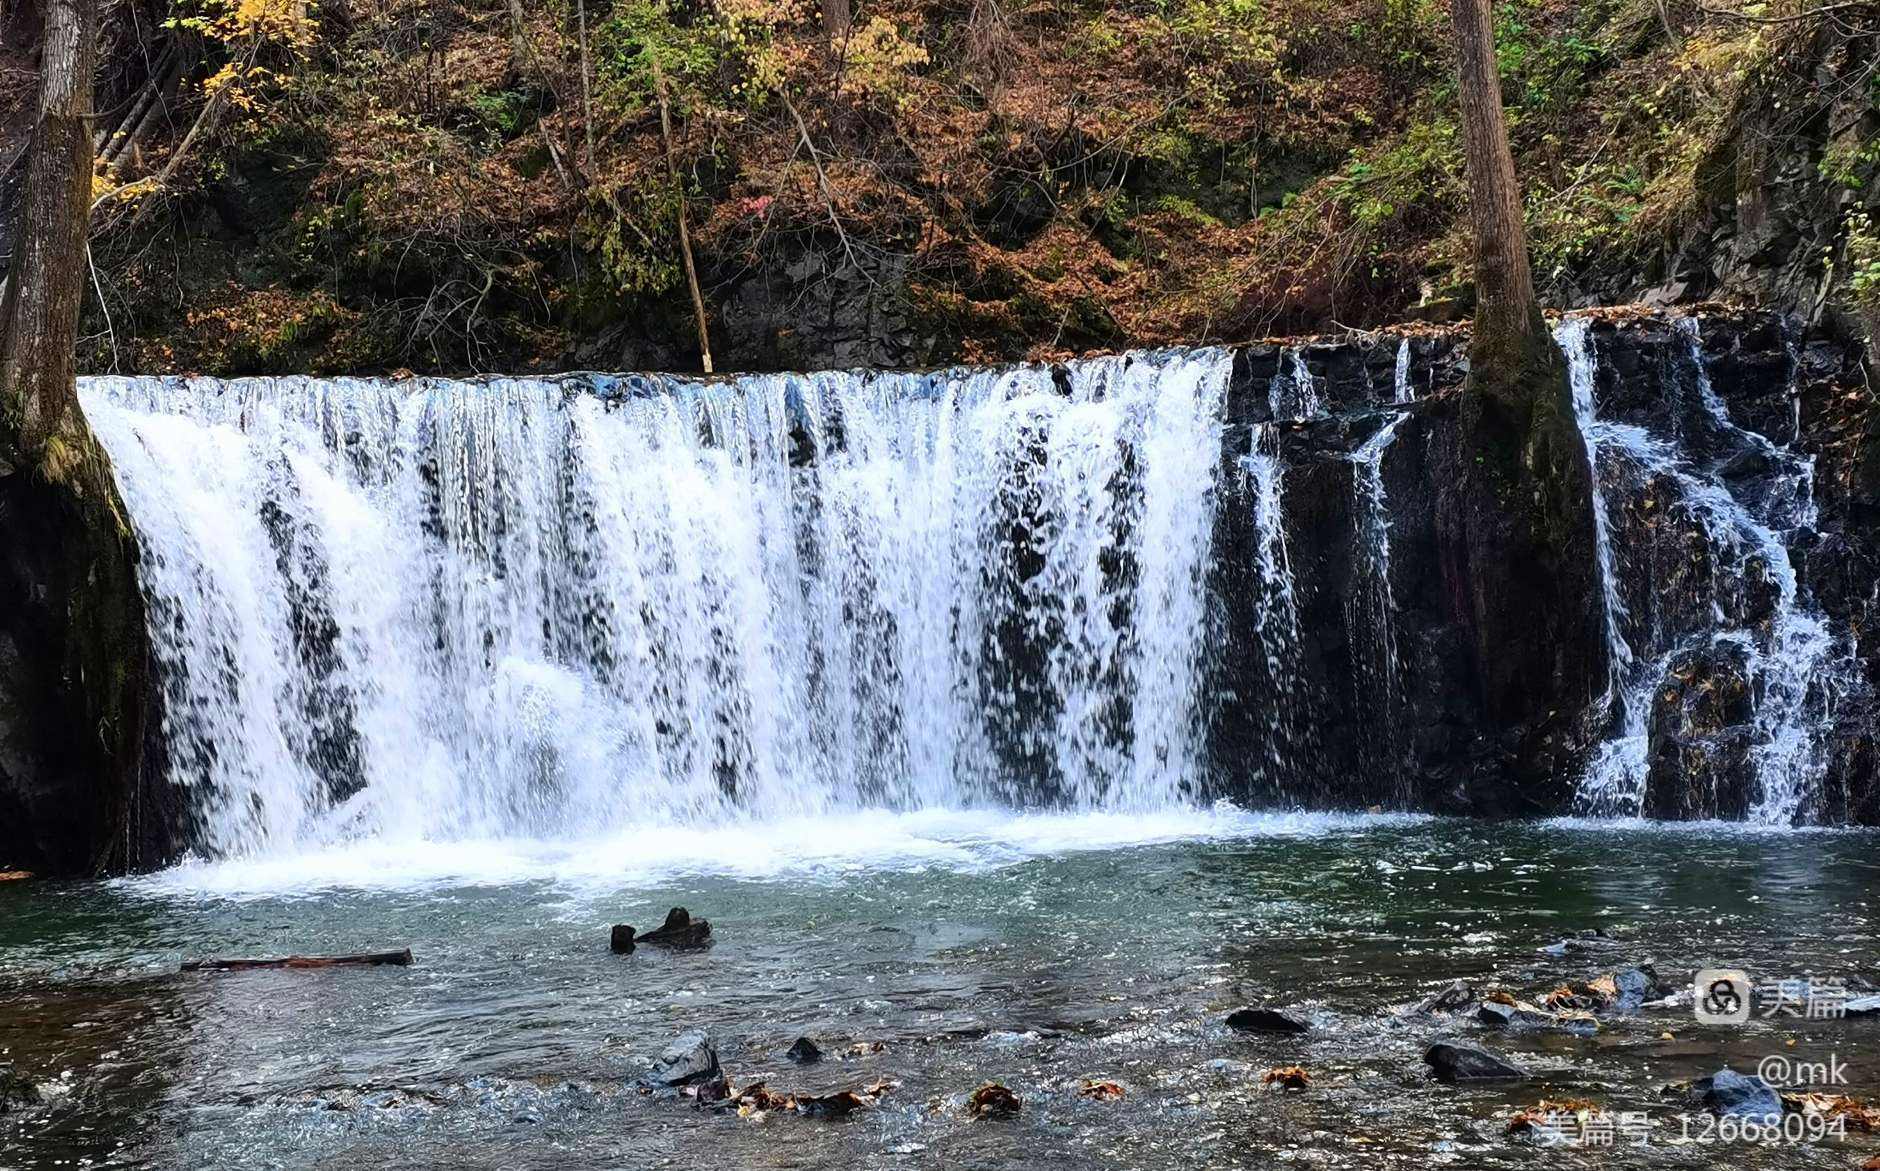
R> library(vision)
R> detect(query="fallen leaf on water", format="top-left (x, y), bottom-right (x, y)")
top-left (1080, 1079), bottom-right (1126, 1101)
top-left (1263, 1066), bottom-right (1311, 1091)
top-left (969, 1082), bottom-right (1021, 1119)
top-left (1508, 1098), bottom-right (1604, 1136)
top-left (1783, 1092), bottom-right (1880, 1132)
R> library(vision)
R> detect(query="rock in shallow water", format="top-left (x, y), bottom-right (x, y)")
top-left (1423, 1042), bottom-right (1528, 1083)
top-left (786, 1037), bottom-right (823, 1064)
top-left (1691, 1069), bottom-right (1783, 1120)
top-left (1476, 1000), bottom-right (1585, 1033)
top-left (0, 1066), bottom-right (40, 1113)
top-left (639, 907), bottom-right (713, 948)
top-left (1403, 981), bottom-right (1474, 1016)
top-left (1225, 1007), bottom-right (1309, 1034)
top-left (646, 1032), bottom-right (721, 1087)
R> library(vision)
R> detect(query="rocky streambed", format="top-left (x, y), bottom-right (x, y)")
top-left (2, 814), bottom-right (1878, 1169)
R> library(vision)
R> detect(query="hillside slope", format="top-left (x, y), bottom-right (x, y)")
top-left (2, 0), bottom-right (1877, 373)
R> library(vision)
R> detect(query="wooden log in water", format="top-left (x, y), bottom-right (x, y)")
top-left (181, 948), bottom-right (413, 971)
top-left (637, 907), bottom-right (712, 948)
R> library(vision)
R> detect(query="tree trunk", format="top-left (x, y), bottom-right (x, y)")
top-left (821, 0), bottom-right (851, 39)
top-left (1439, 0), bottom-right (1605, 806)
top-left (651, 59), bottom-right (713, 373)
top-left (0, 0), bottom-right (158, 876)
top-left (1, 0), bottom-right (94, 459)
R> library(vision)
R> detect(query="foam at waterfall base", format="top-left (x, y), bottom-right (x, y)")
top-left (128, 806), bottom-right (1430, 898)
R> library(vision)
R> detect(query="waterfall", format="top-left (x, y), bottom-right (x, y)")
top-left (1393, 338), bottom-right (1414, 404)
top-left (1565, 317), bottom-right (1859, 822)
top-left (1558, 320), bottom-right (1651, 814)
top-left (83, 350), bottom-right (1231, 858)
top-left (1272, 349), bottom-right (1323, 421)
top-left (1347, 414), bottom-right (1406, 753)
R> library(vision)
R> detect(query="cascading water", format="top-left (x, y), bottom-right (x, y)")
top-left (1565, 316), bottom-right (1859, 823)
top-left (83, 350), bottom-right (1231, 858)
top-left (1347, 414), bottom-right (1406, 743)
top-left (78, 312), bottom-right (1869, 860)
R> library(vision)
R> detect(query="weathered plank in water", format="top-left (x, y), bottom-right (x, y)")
top-left (181, 949), bottom-right (413, 971)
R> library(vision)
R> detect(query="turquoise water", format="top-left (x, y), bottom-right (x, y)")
top-left (3, 813), bottom-right (1878, 1168)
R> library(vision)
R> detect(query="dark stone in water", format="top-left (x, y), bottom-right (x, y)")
top-left (1476, 1000), bottom-right (1597, 1035)
top-left (645, 1031), bottom-right (721, 1088)
top-left (1404, 981), bottom-right (1474, 1015)
top-left (1691, 1069), bottom-right (1782, 1120)
top-left (1225, 1007), bottom-right (1309, 1034)
top-left (690, 1068), bottom-right (731, 1107)
top-left (0, 1066), bottom-right (39, 1113)
top-left (1611, 967), bottom-right (1661, 1014)
top-left (1423, 1042), bottom-right (1528, 1083)
top-left (786, 1037), bottom-right (823, 1064)
top-left (639, 907), bottom-right (712, 948)
top-left (610, 924), bottom-right (636, 953)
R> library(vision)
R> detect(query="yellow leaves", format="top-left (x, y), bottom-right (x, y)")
top-left (714, 0), bottom-right (804, 31)
top-left (206, 0), bottom-right (315, 47)
top-left (842, 17), bottom-right (929, 107)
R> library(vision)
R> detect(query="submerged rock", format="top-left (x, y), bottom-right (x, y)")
top-left (0, 1066), bottom-right (40, 1113)
top-left (1424, 1042), bottom-right (1528, 1083)
top-left (1692, 1069), bottom-right (1783, 1120)
top-left (786, 1037), bottom-right (823, 1064)
top-left (645, 1032), bottom-right (721, 1088)
top-left (1225, 1007), bottom-right (1309, 1034)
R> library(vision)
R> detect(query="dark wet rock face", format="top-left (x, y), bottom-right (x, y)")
top-left (1423, 1042), bottom-right (1528, 1083)
top-left (1203, 311), bottom-right (1878, 821)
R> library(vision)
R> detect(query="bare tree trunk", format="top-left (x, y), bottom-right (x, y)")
top-left (1450, 0), bottom-right (1542, 366)
top-left (651, 60), bottom-right (713, 373)
top-left (575, 0), bottom-right (595, 170)
top-left (0, 0), bottom-right (155, 877)
top-left (821, 0), bottom-right (851, 39)
top-left (1439, 0), bottom-right (1605, 805)
top-left (1, 0), bottom-right (96, 462)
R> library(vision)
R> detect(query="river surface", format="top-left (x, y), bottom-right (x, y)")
top-left (3, 811), bottom-right (1878, 1169)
